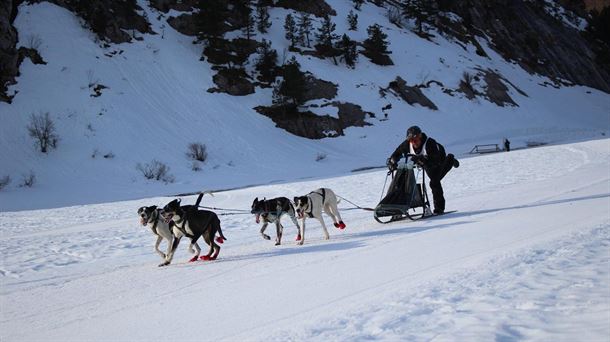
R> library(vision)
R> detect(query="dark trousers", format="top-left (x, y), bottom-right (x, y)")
top-left (426, 154), bottom-right (456, 212)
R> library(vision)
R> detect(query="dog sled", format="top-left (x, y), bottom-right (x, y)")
top-left (374, 159), bottom-right (432, 224)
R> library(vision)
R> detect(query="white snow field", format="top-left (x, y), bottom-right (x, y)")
top-left (1, 138), bottom-right (609, 341)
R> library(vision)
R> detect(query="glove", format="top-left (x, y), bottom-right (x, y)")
top-left (386, 157), bottom-right (397, 171)
top-left (411, 155), bottom-right (426, 166)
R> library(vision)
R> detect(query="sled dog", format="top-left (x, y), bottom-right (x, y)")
top-left (162, 194), bottom-right (227, 262)
top-left (293, 188), bottom-right (346, 245)
top-left (251, 197), bottom-right (301, 245)
top-left (137, 205), bottom-right (201, 267)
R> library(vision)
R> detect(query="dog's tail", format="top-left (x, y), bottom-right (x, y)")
top-left (194, 190), bottom-right (214, 207)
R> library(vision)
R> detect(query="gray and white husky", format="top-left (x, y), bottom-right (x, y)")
top-left (251, 197), bottom-right (300, 245)
top-left (137, 205), bottom-right (201, 267)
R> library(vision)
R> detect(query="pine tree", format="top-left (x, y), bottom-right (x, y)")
top-left (196, 0), bottom-right (226, 39)
top-left (255, 38), bottom-right (278, 83)
top-left (274, 56), bottom-right (306, 106)
top-left (240, 3), bottom-right (255, 40)
top-left (352, 0), bottom-right (364, 11)
top-left (337, 34), bottom-right (358, 68)
top-left (315, 16), bottom-right (339, 48)
top-left (298, 13), bottom-right (313, 47)
top-left (255, 0), bottom-right (272, 33)
top-left (364, 24), bottom-right (389, 54)
top-left (284, 14), bottom-right (298, 48)
top-left (347, 10), bottom-right (358, 31)
top-left (402, 0), bottom-right (435, 33)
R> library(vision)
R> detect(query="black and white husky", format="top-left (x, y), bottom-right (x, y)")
top-left (293, 188), bottom-right (346, 245)
top-left (137, 205), bottom-right (201, 267)
top-left (251, 197), bottom-right (301, 245)
top-left (162, 194), bottom-right (227, 262)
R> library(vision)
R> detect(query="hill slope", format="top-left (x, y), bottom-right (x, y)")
top-left (0, 1), bottom-right (609, 211)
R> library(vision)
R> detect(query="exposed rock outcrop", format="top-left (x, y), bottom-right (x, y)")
top-left (275, 0), bottom-right (336, 17)
top-left (208, 68), bottom-right (255, 96)
top-left (254, 101), bottom-right (372, 139)
top-left (50, 0), bottom-right (153, 44)
top-left (0, 0), bottom-right (20, 103)
top-left (443, 0), bottom-right (610, 93)
top-left (382, 77), bottom-right (438, 110)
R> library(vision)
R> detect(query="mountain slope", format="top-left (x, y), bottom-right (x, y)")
top-left (0, 1), bottom-right (609, 211)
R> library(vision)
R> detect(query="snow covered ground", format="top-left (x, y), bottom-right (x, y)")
top-left (1, 138), bottom-right (608, 341)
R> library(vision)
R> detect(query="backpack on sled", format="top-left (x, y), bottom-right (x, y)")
top-left (374, 161), bottom-right (432, 224)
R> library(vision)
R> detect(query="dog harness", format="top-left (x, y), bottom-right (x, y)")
top-left (254, 200), bottom-right (284, 222)
top-left (148, 210), bottom-right (160, 235)
top-left (171, 213), bottom-right (193, 238)
top-left (306, 189), bottom-right (326, 218)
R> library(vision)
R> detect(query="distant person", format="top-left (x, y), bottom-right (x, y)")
top-left (386, 125), bottom-right (459, 214)
top-left (503, 138), bottom-right (511, 152)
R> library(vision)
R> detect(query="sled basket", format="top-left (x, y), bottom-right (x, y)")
top-left (374, 164), bottom-right (430, 223)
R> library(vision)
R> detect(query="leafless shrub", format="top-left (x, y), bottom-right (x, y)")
top-left (103, 152), bottom-right (115, 159)
top-left (315, 152), bottom-right (327, 162)
top-left (461, 72), bottom-right (474, 90)
top-left (20, 171), bottom-right (36, 188)
top-left (186, 142), bottom-right (207, 162)
top-left (0, 175), bottom-right (11, 191)
top-left (27, 112), bottom-right (59, 153)
top-left (136, 160), bottom-right (175, 183)
top-left (26, 34), bottom-right (42, 50)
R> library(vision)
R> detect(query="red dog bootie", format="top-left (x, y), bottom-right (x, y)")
top-left (334, 222), bottom-right (340, 228)
top-left (189, 256), bottom-right (199, 262)
top-left (339, 221), bottom-right (346, 229)
top-left (216, 237), bottom-right (224, 244)
top-left (200, 255), bottom-right (211, 261)
top-left (296, 234), bottom-right (302, 241)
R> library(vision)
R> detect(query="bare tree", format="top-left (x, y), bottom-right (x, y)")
top-left (27, 112), bottom-right (59, 153)
top-left (136, 160), bottom-right (175, 183)
top-left (0, 175), bottom-right (10, 191)
top-left (186, 142), bottom-right (208, 162)
top-left (20, 171), bottom-right (36, 188)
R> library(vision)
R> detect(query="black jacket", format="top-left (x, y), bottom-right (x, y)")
top-left (390, 133), bottom-right (446, 171)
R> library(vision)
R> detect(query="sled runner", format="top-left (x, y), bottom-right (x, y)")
top-left (374, 160), bottom-right (432, 224)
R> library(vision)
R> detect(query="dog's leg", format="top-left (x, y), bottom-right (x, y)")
top-left (275, 221), bottom-right (283, 246)
top-left (154, 236), bottom-right (166, 260)
top-left (297, 219), bottom-right (305, 245)
top-left (188, 239), bottom-right (201, 262)
top-left (319, 216), bottom-right (330, 240)
top-left (260, 222), bottom-right (271, 240)
top-left (166, 236), bottom-right (181, 264)
top-left (200, 233), bottom-right (218, 261)
top-left (324, 203), bottom-right (339, 228)
top-left (160, 236), bottom-right (175, 267)
top-left (290, 214), bottom-right (301, 241)
top-left (327, 202), bottom-right (346, 229)
top-left (210, 240), bottom-right (220, 260)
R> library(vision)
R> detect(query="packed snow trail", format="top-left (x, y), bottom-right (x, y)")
top-left (1, 139), bottom-right (609, 341)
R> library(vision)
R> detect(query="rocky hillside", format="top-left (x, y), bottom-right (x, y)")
top-left (1, 0), bottom-right (608, 106)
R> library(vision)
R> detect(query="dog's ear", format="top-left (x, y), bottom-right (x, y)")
top-left (253, 197), bottom-right (258, 204)
top-left (177, 199), bottom-right (181, 204)
top-left (150, 205), bottom-right (157, 211)
top-left (137, 207), bottom-right (144, 214)
top-left (293, 196), bottom-right (299, 204)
